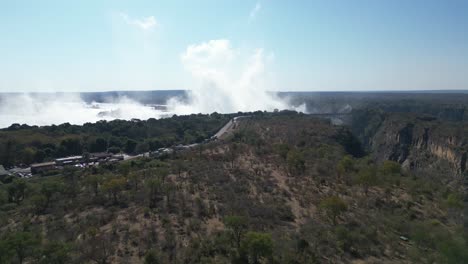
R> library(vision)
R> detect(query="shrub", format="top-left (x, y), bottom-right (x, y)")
top-left (319, 196), bottom-right (347, 225)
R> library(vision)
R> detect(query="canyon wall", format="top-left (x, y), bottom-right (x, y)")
top-left (351, 110), bottom-right (468, 177)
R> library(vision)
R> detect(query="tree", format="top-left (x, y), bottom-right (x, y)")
top-left (241, 232), bottom-right (273, 264)
top-left (108, 136), bottom-right (123, 149)
top-left (144, 249), bottom-right (161, 264)
top-left (0, 239), bottom-right (14, 264)
top-left (274, 143), bottom-right (290, 160)
top-left (381, 160), bottom-right (401, 176)
top-left (7, 178), bottom-right (27, 204)
top-left (446, 193), bottom-right (463, 209)
top-left (446, 192), bottom-right (464, 223)
top-left (40, 180), bottom-right (63, 209)
top-left (20, 147), bottom-right (36, 165)
top-left (227, 143), bottom-right (240, 169)
top-left (358, 166), bottom-right (377, 196)
top-left (34, 149), bottom-right (46, 163)
top-left (85, 174), bottom-right (103, 197)
top-left (196, 144), bottom-right (204, 158)
top-left (30, 194), bottom-right (48, 214)
top-left (80, 230), bottom-right (115, 264)
top-left (148, 139), bottom-right (163, 152)
top-left (62, 166), bottom-right (79, 198)
top-left (195, 197), bottom-right (208, 218)
top-left (0, 139), bottom-right (18, 167)
top-left (125, 139), bottom-right (138, 154)
top-left (155, 167), bottom-right (169, 180)
top-left (90, 137), bottom-right (107, 153)
top-left (39, 242), bottom-right (71, 264)
top-left (5, 231), bottom-right (40, 264)
top-left (102, 177), bottom-right (126, 204)
top-left (224, 215), bottom-right (248, 249)
top-left (163, 182), bottom-right (176, 209)
top-left (319, 196), bottom-right (347, 225)
top-left (59, 138), bottom-right (82, 156)
top-left (380, 160), bottom-right (401, 184)
top-left (146, 178), bottom-right (163, 208)
top-left (118, 162), bottom-right (131, 177)
top-left (128, 172), bottom-right (141, 192)
top-left (286, 149), bottom-right (305, 175)
top-left (135, 142), bottom-right (150, 154)
top-left (337, 155), bottom-right (354, 177)
top-left (172, 160), bottom-right (187, 178)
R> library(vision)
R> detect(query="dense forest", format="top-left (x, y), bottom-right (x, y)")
top-left (0, 113), bottom-right (232, 168)
top-left (1, 111), bottom-right (467, 263)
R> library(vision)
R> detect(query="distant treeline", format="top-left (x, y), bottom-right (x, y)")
top-left (281, 91), bottom-right (468, 121)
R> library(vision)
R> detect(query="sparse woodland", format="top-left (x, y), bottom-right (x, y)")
top-left (0, 112), bottom-right (467, 263)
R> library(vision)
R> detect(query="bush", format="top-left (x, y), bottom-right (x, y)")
top-left (286, 149), bottom-right (305, 175)
top-left (144, 249), bottom-right (162, 264)
top-left (337, 155), bottom-right (355, 176)
top-left (381, 160), bottom-right (401, 176)
top-left (241, 232), bottom-right (273, 263)
top-left (319, 196), bottom-right (347, 225)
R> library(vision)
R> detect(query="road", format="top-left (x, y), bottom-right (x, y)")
top-left (213, 119), bottom-right (234, 139)
top-left (124, 116), bottom-right (248, 160)
top-left (212, 116), bottom-right (249, 139)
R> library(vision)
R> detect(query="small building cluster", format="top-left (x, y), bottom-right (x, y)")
top-left (1, 165), bottom-right (32, 179)
top-left (2, 116), bottom-right (249, 178)
top-left (30, 162), bottom-right (55, 175)
top-left (29, 152), bottom-right (124, 175)
top-left (149, 143), bottom-right (203, 158)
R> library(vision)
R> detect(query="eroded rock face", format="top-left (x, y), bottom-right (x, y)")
top-left (357, 113), bottom-right (468, 176)
top-left (388, 123), bottom-right (413, 163)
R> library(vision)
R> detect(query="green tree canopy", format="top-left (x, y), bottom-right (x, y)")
top-left (241, 232), bottom-right (273, 264)
top-left (224, 215), bottom-right (248, 249)
top-left (39, 241), bottom-right (71, 264)
top-left (102, 177), bottom-right (126, 204)
top-left (357, 166), bottom-right (378, 195)
top-left (337, 155), bottom-right (355, 176)
top-left (319, 196), bottom-right (347, 225)
top-left (286, 149), bottom-right (305, 175)
top-left (5, 231), bottom-right (40, 264)
top-left (381, 160), bottom-right (401, 176)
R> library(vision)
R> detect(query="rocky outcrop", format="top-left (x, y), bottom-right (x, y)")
top-left (388, 123), bottom-right (413, 163)
top-left (358, 113), bottom-right (468, 177)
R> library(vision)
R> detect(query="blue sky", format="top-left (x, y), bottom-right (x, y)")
top-left (0, 0), bottom-right (467, 92)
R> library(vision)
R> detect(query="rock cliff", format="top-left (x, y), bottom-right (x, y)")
top-left (353, 112), bottom-right (468, 176)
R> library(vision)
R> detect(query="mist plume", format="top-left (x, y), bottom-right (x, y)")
top-left (168, 39), bottom-right (294, 114)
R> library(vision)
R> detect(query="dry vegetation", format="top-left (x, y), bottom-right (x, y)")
top-left (0, 112), bottom-right (466, 263)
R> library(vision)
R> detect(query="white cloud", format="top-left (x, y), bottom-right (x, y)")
top-left (120, 13), bottom-right (158, 30)
top-left (180, 39), bottom-right (235, 81)
top-left (249, 2), bottom-right (262, 21)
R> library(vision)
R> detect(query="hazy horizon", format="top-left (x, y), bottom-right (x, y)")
top-left (1, 89), bottom-right (468, 95)
top-left (1, 1), bottom-right (468, 127)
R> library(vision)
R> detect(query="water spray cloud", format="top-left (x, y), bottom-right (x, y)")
top-left (0, 93), bottom-right (168, 128)
top-left (0, 40), bottom-right (303, 128)
top-left (168, 39), bottom-right (291, 114)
